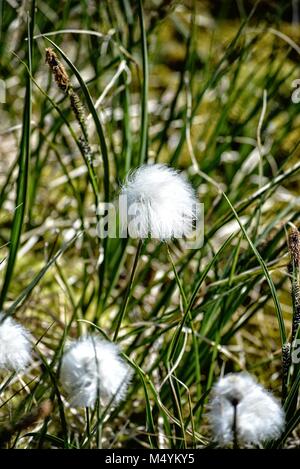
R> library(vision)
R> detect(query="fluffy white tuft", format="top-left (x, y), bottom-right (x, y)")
top-left (207, 372), bottom-right (285, 447)
top-left (0, 313), bottom-right (32, 371)
top-left (60, 335), bottom-right (133, 408)
top-left (120, 164), bottom-right (197, 240)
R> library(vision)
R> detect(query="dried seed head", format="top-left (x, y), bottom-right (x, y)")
top-left (287, 227), bottom-right (300, 341)
top-left (282, 342), bottom-right (291, 401)
top-left (288, 227), bottom-right (300, 268)
top-left (282, 342), bottom-right (291, 378)
top-left (45, 48), bottom-right (88, 143)
top-left (69, 90), bottom-right (87, 137)
top-left (292, 282), bottom-right (300, 342)
top-left (79, 136), bottom-right (93, 165)
top-left (45, 47), bottom-right (70, 93)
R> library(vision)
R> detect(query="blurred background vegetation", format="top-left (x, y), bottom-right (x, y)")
top-left (0, 0), bottom-right (300, 448)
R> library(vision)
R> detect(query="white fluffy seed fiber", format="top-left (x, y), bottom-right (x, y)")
top-left (207, 372), bottom-right (285, 447)
top-left (60, 335), bottom-right (133, 408)
top-left (120, 164), bottom-right (197, 240)
top-left (0, 313), bottom-right (32, 371)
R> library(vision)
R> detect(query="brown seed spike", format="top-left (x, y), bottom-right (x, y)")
top-left (288, 227), bottom-right (300, 342)
top-left (69, 90), bottom-right (87, 137)
top-left (288, 227), bottom-right (300, 267)
top-left (282, 342), bottom-right (291, 376)
top-left (45, 47), bottom-right (70, 93)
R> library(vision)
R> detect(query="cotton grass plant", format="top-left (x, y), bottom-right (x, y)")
top-left (207, 373), bottom-right (285, 448)
top-left (114, 163), bottom-right (198, 339)
top-left (60, 335), bottom-right (132, 408)
top-left (0, 0), bottom-right (300, 450)
top-left (120, 164), bottom-right (198, 241)
top-left (0, 313), bottom-right (32, 372)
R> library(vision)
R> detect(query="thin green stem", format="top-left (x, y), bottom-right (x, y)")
top-left (113, 239), bottom-right (143, 341)
top-left (137, 0), bottom-right (148, 165)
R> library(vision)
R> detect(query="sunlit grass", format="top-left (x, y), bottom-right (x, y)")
top-left (0, 0), bottom-right (300, 449)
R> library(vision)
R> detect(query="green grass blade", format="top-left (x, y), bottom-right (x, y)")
top-left (222, 192), bottom-right (286, 345)
top-left (0, 2), bottom-right (35, 310)
top-left (137, 0), bottom-right (148, 165)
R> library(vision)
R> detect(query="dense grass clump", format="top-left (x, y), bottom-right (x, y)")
top-left (0, 0), bottom-right (300, 449)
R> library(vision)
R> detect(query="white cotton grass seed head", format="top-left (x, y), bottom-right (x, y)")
top-left (60, 335), bottom-right (133, 408)
top-left (208, 372), bottom-right (285, 447)
top-left (120, 164), bottom-right (198, 241)
top-left (0, 313), bottom-right (32, 372)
